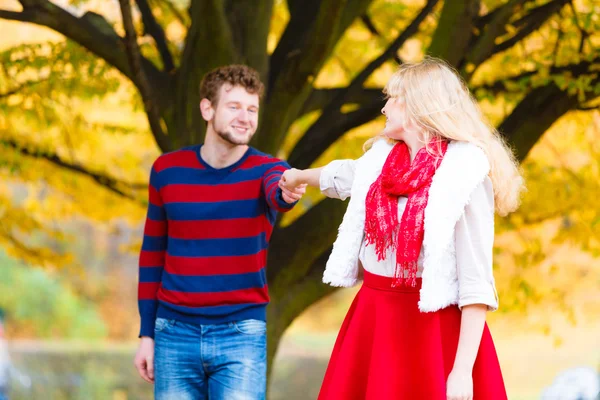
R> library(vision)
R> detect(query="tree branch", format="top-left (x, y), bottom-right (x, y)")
top-left (1, 1), bottom-right (174, 152)
top-left (0, 78), bottom-right (49, 98)
top-left (491, 0), bottom-right (569, 56)
top-left (360, 13), bottom-right (381, 37)
top-left (551, 17), bottom-right (564, 67)
top-left (568, 0), bottom-right (591, 54)
top-left (270, 0), bottom-right (348, 91)
top-left (300, 87), bottom-right (384, 116)
top-left (359, 12), bottom-right (402, 64)
top-left (472, 56), bottom-right (600, 95)
top-left (135, 0), bottom-right (175, 72)
top-left (0, 8), bottom-right (33, 22)
top-left (428, 0), bottom-right (480, 67)
top-left (475, 3), bottom-right (505, 29)
top-left (259, 0), bottom-right (375, 154)
top-left (1, 1), bottom-right (168, 94)
top-left (474, 0), bottom-right (541, 29)
top-left (155, 0), bottom-right (189, 27)
top-left (287, 0), bottom-right (438, 169)
top-left (471, 73), bottom-right (535, 95)
top-left (462, 0), bottom-right (527, 75)
top-left (1, 137), bottom-right (145, 200)
top-left (257, 0), bottom-right (351, 153)
top-left (499, 72), bottom-right (600, 162)
top-left (119, 0), bottom-right (171, 152)
top-left (348, 0), bottom-right (439, 92)
top-left (268, 0), bottom-right (321, 93)
top-left (460, 0), bottom-right (567, 73)
top-left (289, 101), bottom-right (383, 169)
top-left (269, 0), bottom-right (373, 97)
top-left (577, 105), bottom-right (599, 111)
top-left (501, 84), bottom-right (576, 162)
top-left (0, 228), bottom-right (46, 265)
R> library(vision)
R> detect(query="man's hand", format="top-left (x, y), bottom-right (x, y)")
top-left (134, 336), bottom-right (155, 383)
top-left (280, 182), bottom-right (306, 204)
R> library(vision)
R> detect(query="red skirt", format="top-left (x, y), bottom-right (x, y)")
top-left (318, 270), bottom-right (507, 400)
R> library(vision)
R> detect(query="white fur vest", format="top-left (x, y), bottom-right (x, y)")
top-left (322, 138), bottom-right (491, 312)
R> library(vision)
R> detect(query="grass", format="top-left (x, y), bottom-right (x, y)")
top-left (6, 317), bottom-right (598, 400)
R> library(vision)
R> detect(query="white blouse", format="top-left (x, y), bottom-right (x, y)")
top-left (320, 159), bottom-right (499, 311)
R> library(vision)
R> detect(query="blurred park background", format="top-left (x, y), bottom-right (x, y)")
top-left (0, 0), bottom-right (599, 399)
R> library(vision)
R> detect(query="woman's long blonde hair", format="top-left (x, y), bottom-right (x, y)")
top-left (366, 57), bottom-right (524, 216)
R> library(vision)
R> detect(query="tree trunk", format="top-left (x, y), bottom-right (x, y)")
top-left (266, 250), bottom-right (339, 379)
top-left (500, 84), bottom-right (579, 162)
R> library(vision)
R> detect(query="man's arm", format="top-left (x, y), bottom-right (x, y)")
top-left (134, 164), bottom-right (167, 383)
top-left (263, 161), bottom-right (304, 211)
top-left (138, 164), bottom-right (167, 337)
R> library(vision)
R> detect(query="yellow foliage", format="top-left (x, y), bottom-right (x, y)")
top-left (0, 0), bottom-right (599, 340)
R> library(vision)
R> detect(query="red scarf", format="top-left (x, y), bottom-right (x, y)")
top-left (364, 140), bottom-right (448, 287)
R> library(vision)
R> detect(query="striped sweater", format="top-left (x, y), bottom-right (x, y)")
top-left (137, 144), bottom-right (296, 338)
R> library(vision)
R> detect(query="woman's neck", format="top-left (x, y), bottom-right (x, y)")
top-left (403, 130), bottom-right (427, 162)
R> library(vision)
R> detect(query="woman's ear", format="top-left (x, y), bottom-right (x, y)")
top-left (200, 98), bottom-right (214, 122)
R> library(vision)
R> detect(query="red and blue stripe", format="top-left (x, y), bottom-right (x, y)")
top-left (138, 144), bottom-right (294, 337)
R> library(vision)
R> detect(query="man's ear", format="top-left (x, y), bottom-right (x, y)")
top-left (200, 98), bottom-right (214, 122)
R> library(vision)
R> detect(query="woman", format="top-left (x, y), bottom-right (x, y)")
top-left (280, 57), bottom-right (524, 400)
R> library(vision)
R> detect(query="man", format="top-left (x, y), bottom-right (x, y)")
top-left (134, 65), bottom-right (305, 399)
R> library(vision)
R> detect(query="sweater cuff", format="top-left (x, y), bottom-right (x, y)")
top-left (319, 160), bottom-right (352, 200)
top-left (275, 187), bottom-right (297, 211)
top-left (139, 314), bottom-right (156, 338)
top-left (458, 282), bottom-right (499, 312)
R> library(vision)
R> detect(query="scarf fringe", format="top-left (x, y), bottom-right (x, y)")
top-left (364, 222), bottom-right (397, 262)
top-left (392, 261), bottom-right (418, 287)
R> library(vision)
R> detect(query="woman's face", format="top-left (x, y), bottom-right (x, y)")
top-left (381, 96), bottom-right (419, 141)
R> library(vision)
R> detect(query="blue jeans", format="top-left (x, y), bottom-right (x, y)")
top-left (153, 318), bottom-right (266, 400)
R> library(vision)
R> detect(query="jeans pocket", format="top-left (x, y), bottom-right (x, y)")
top-left (154, 318), bottom-right (174, 333)
top-left (232, 319), bottom-right (267, 335)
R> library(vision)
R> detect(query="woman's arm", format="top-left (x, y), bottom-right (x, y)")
top-left (455, 177), bottom-right (498, 311)
top-left (281, 167), bottom-right (323, 188)
top-left (280, 160), bottom-right (356, 200)
top-left (446, 305), bottom-right (487, 400)
top-left (447, 177), bottom-right (498, 400)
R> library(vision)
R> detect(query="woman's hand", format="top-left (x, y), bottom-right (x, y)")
top-left (446, 367), bottom-right (473, 400)
top-left (280, 168), bottom-right (303, 190)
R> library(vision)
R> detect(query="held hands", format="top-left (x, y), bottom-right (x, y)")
top-left (279, 168), bottom-right (307, 204)
top-left (134, 337), bottom-right (155, 383)
top-left (446, 367), bottom-right (473, 400)
top-left (280, 168), bottom-right (303, 189)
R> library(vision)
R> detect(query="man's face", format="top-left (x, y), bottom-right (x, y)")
top-left (207, 84), bottom-right (260, 146)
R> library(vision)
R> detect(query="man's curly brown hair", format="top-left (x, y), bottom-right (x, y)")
top-left (199, 65), bottom-right (265, 107)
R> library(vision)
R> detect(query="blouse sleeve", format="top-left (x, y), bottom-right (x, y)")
top-left (319, 159), bottom-right (356, 201)
top-left (455, 176), bottom-right (499, 311)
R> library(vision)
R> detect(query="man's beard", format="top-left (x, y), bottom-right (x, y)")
top-left (216, 127), bottom-right (253, 146)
